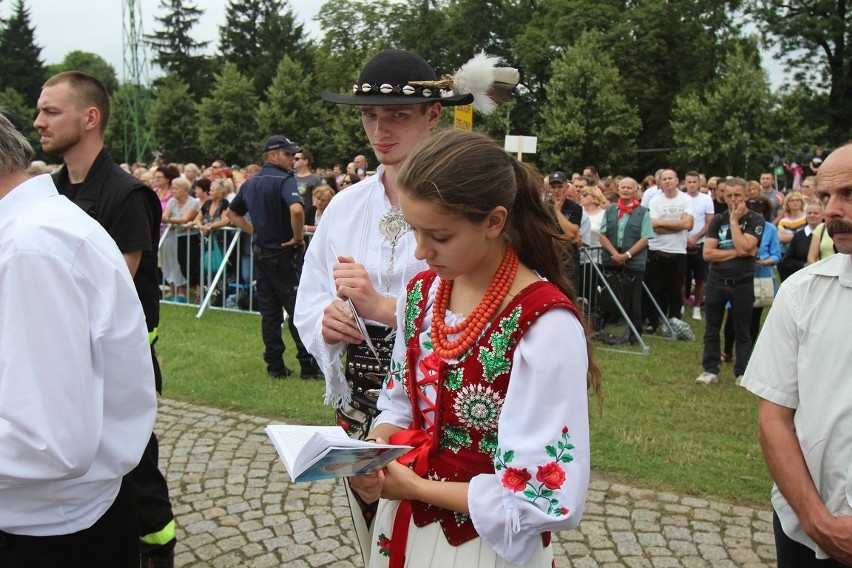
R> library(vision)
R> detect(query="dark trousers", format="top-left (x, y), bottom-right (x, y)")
top-left (774, 511), bottom-right (846, 567)
top-left (177, 233), bottom-right (201, 287)
top-left (132, 432), bottom-right (175, 557)
top-left (602, 266), bottom-right (644, 337)
top-left (703, 274), bottom-right (754, 376)
top-left (0, 475), bottom-right (138, 567)
top-left (646, 250), bottom-right (686, 323)
top-left (254, 246), bottom-right (314, 374)
top-left (723, 306), bottom-right (765, 355)
top-left (132, 346), bottom-right (174, 556)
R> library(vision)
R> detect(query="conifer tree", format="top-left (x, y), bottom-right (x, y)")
top-left (0, 0), bottom-right (46, 106)
top-left (146, 0), bottom-right (211, 96)
top-left (196, 64), bottom-right (259, 165)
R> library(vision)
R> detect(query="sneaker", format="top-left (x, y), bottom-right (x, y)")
top-left (695, 371), bottom-right (719, 385)
top-left (735, 375), bottom-right (744, 386)
top-left (692, 306), bottom-right (702, 321)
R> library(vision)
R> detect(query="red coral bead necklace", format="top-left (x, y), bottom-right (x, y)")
top-left (431, 247), bottom-right (519, 359)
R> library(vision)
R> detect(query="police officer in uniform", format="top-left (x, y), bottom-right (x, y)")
top-left (228, 135), bottom-right (320, 379)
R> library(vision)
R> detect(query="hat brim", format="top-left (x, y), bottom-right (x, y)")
top-left (321, 91), bottom-right (474, 107)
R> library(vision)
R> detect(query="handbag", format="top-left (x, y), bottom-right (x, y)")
top-left (202, 237), bottom-right (225, 274)
top-left (753, 276), bottom-right (774, 308)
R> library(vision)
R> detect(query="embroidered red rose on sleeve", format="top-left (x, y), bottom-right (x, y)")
top-left (501, 467), bottom-right (531, 492)
top-left (536, 461), bottom-right (566, 490)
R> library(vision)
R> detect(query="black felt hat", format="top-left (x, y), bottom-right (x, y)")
top-left (321, 49), bottom-right (474, 107)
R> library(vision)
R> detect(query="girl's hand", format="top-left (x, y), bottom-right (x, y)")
top-left (380, 459), bottom-right (422, 501)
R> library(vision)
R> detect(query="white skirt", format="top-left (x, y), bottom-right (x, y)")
top-left (348, 491), bottom-right (553, 568)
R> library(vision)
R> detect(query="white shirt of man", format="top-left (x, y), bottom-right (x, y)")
top-left (687, 191), bottom-right (715, 244)
top-left (741, 253), bottom-right (852, 559)
top-left (294, 166), bottom-right (427, 405)
top-left (0, 174), bottom-right (156, 536)
top-left (648, 191), bottom-right (694, 254)
top-left (640, 184), bottom-right (661, 208)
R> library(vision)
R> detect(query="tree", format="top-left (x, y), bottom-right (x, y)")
top-left (218, 0), bottom-right (310, 96)
top-left (314, 0), bottom-right (397, 90)
top-left (46, 51), bottom-right (119, 94)
top-left (749, 0), bottom-right (852, 144)
top-left (104, 83), bottom-right (151, 164)
top-left (149, 76), bottom-right (202, 163)
top-left (671, 43), bottom-right (774, 178)
top-left (512, 0), bottom-right (746, 173)
top-left (767, 85), bottom-right (829, 151)
top-left (0, 0), bottom-right (46, 106)
top-left (0, 86), bottom-right (40, 153)
top-left (196, 64), bottom-right (259, 165)
top-left (255, 56), bottom-right (329, 155)
top-left (538, 32), bottom-right (641, 174)
top-left (146, 0), bottom-right (211, 97)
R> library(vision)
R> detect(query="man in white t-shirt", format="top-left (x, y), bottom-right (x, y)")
top-left (684, 170), bottom-right (715, 320)
top-left (645, 168), bottom-right (694, 331)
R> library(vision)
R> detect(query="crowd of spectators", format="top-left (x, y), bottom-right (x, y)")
top-left (27, 147), bottom-right (836, 384)
top-left (541, 160), bottom-right (835, 385)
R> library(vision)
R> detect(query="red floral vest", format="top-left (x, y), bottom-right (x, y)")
top-left (391, 270), bottom-right (579, 546)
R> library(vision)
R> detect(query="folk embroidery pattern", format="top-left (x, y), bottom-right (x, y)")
top-left (404, 281), bottom-right (423, 342)
top-left (441, 425), bottom-right (472, 453)
top-left (495, 426), bottom-right (575, 517)
top-left (445, 367), bottom-right (464, 391)
top-left (376, 533), bottom-right (391, 557)
top-left (453, 384), bottom-right (503, 431)
top-left (478, 307), bottom-right (521, 382)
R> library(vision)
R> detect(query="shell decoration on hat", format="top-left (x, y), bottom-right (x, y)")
top-left (343, 51), bottom-right (520, 115)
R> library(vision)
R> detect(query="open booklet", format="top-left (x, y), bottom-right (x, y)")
top-left (265, 424), bottom-right (412, 483)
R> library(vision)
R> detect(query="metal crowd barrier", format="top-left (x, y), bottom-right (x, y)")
top-left (158, 225), bottom-right (258, 317)
top-left (577, 246), bottom-right (674, 356)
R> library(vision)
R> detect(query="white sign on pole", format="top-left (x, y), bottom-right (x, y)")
top-left (504, 135), bottom-right (538, 161)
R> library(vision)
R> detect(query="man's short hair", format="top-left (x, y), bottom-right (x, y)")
top-left (298, 149), bottom-right (313, 166)
top-left (728, 176), bottom-right (747, 189)
top-left (0, 109), bottom-right (34, 175)
top-left (685, 170), bottom-right (700, 178)
top-left (43, 71), bottom-right (111, 134)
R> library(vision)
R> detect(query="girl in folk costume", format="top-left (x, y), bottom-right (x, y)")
top-left (350, 129), bottom-right (603, 567)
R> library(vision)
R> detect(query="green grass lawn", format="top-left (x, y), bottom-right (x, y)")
top-left (156, 303), bottom-right (772, 507)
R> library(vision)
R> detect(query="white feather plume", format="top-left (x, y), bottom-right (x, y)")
top-left (450, 51), bottom-right (503, 115)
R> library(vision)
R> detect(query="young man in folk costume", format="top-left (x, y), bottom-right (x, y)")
top-left (293, 48), bottom-right (518, 559)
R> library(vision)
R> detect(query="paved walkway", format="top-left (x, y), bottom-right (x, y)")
top-left (157, 399), bottom-right (776, 568)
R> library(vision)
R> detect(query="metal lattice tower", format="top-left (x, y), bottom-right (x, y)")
top-left (122, 0), bottom-right (151, 163)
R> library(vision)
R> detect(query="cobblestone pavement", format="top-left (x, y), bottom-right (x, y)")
top-left (157, 399), bottom-right (776, 568)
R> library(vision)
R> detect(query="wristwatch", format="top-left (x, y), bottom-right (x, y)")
top-left (625, 251), bottom-right (633, 259)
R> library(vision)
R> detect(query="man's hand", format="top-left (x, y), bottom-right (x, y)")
top-left (349, 469), bottom-right (385, 504)
top-left (333, 256), bottom-right (382, 316)
top-left (281, 238), bottom-right (305, 249)
top-left (808, 515), bottom-right (852, 565)
top-left (321, 299), bottom-right (364, 345)
top-left (729, 201), bottom-right (747, 224)
top-left (348, 435), bottom-right (389, 504)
